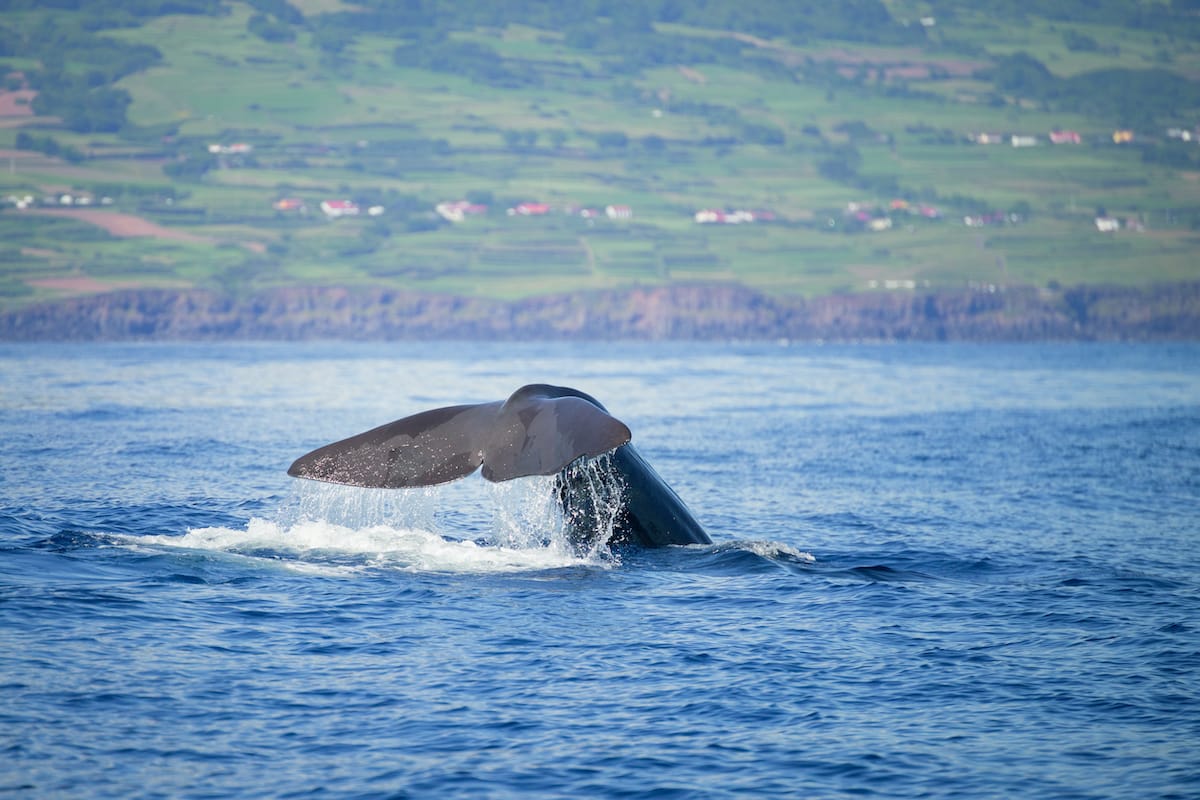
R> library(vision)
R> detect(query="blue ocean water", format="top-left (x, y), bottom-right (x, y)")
top-left (1, 341), bottom-right (1197, 799)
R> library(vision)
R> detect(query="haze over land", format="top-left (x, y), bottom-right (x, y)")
top-left (1, 0), bottom-right (1199, 338)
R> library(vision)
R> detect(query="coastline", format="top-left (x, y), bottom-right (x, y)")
top-left (1, 281), bottom-right (1197, 342)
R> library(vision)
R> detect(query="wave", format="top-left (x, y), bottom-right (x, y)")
top-left (698, 540), bottom-right (815, 571)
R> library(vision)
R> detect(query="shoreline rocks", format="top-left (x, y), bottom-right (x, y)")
top-left (2, 282), bottom-right (1197, 342)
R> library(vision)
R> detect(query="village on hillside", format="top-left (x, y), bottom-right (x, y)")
top-left (193, 120), bottom-right (1192, 238)
top-left (8, 117), bottom-right (1177, 239)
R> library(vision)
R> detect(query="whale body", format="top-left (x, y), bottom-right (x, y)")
top-left (287, 384), bottom-right (711, 548)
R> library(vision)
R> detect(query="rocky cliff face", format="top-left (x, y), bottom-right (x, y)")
top-left (1, 282), bottom-right (1197, 341)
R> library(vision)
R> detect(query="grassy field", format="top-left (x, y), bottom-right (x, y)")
top-left (1, 1), bottom-right (1199, 310)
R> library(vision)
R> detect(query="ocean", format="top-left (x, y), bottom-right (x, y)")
top-left (1, 341), bottom-right (1197, 799)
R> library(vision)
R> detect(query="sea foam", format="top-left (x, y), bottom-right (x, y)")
top-left (124, 471), bottom-right (621, 575)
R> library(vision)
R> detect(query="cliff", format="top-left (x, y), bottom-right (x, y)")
top-left (1, 282), bottom-right (1197, 342)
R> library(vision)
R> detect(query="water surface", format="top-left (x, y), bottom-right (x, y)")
top-left (1, 342), bottom-right (1197, 798)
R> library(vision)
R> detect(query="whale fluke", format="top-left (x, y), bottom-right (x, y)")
top-left (287, 384), bottom-right (631, 488)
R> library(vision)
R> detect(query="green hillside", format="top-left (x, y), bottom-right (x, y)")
top-left (2, 0), bottom-right (1200, 309)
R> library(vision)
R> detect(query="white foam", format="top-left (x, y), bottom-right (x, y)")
top-left (736, 540), bottom-right (816, 562)
top-left (121, 468), bottom-right (627, 575)
top-left (123, 516), bottom-right (611, 575)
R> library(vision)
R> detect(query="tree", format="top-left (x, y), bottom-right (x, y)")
top-left (741, 122), bottom-right (785, 146)
top-left (596, 130), bottom-right (629, 149)
top-left (641, 134), bottom-right (666, 152)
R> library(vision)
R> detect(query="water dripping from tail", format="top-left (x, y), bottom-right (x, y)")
top-left (276, 479), bottom-right (443, 533)
top-left (485, 453), bottom-right (625, 561)
top-left (484, 473), bottom-right (567, 551)
top-left (554, 452), bottom-right (628, 559)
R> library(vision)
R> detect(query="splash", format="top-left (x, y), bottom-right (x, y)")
top-left (124, 461), bottom-right (632, 575)
top-left (129, 518), bottom-right (594, 575)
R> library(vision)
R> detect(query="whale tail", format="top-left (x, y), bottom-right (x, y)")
top-left (287, 384), bottom-right (632, 488)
